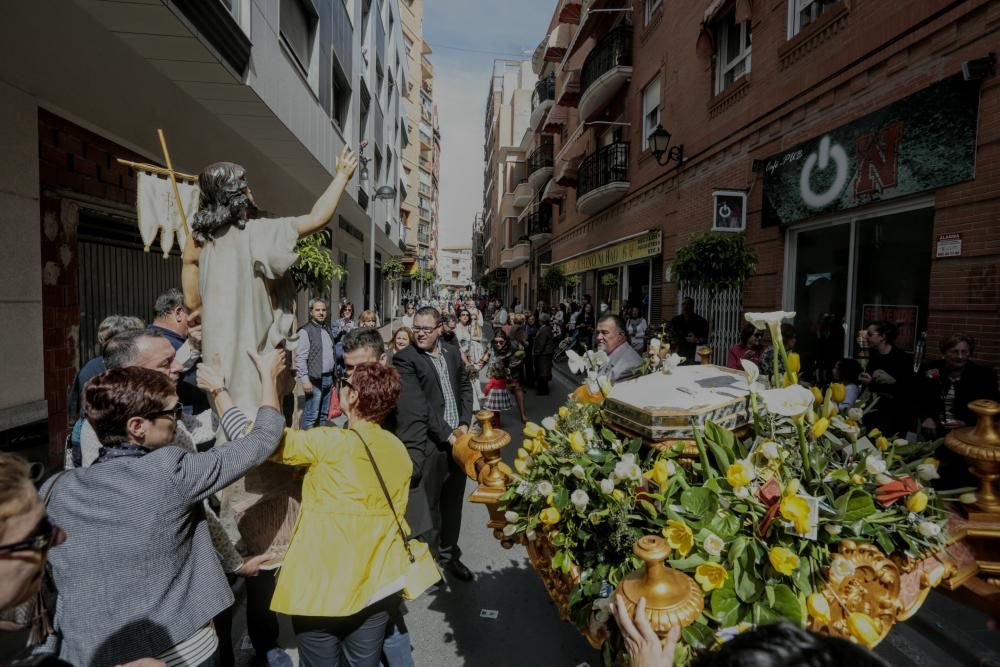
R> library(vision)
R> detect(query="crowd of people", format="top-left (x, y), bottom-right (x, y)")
top-left (1, 284), bottom-right (996, 667)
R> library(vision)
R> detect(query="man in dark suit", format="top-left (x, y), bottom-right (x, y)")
top-left (392, 306), bottom-right (475, 581)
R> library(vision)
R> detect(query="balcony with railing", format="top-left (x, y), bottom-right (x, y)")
top-left (510, 162), bottom-right (532, 209)
top-left (527, 142), bottom-right (554, 192)
top-left (500, 239), bottom-right (530, 268)
top-left (576, 142), bottom-right (630, 216)
top-left (527, 203), bottom-right (553, 242)
top-left (579, 26), bottom-right (632, 121)
top-left (529, 75), bottom-right (556, 129)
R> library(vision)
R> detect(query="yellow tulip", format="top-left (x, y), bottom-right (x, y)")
top-left (779, 495), bottom-right (813, 535)
top-left (569, 431), bottom-right (587, 454)
top-left (807, 593), bottom-right (832, 624)
top-left (539, 507), bottom-right (561, 525)
top-left (810, 417), bottom-right (830, 440)
top-left (906, 491), bottom-right (929, 513)
top-left (783, 479), bottom-right (801, 497)
top-left (694, 563), bottom-right (729, 592)
top-left (830, 383), bottom-right (847, 404)
top-left (810, 386), bottom-right (824, 404)
top-left (783, 371), bottom-right (799, 387)
top-left (517, 447), bottom-right (530, 460)
top-left (828, 405), bottom-right (838, 417)
top-left (611, 489), bottom-right (625, 502)
top-left (847, 612), bottom-right (882, 648)
top-left (646, 459), bottom-right (672, 486)
top-left (514, 458), bottom-right (531, 475)
top-left (851, 474), bottom-right (864, 485)
top-left (726, 461), bottom-right (755, 488)
top-left (663, 520), bottom-right (694, 557)
top-left (558, 406), bottom-right (570, 418)
top-left (768, 546), bottom-right (799, 576)
top-left (875, 436), bottom-right (890, 451)
top-left (868, 428), bottom-right (882, 439)
top-left (523, 422), bottom-right (545, 438)
top-left (784, 353), bottom-right (799, 374)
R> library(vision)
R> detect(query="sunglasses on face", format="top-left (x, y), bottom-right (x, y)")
top-left (337, 376), bottom-right (354, 391)
top-left (413, 325), bottom-right (440, 335)
top-left (144, 404), bottom-right (184, 421)
top-left (0, 516), bottom-right (66, 556)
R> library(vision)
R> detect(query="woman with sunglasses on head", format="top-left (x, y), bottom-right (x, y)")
top-left (40, 348), bottom-right (290, 667)
top-left (268, 363), bottom-right (413, 667)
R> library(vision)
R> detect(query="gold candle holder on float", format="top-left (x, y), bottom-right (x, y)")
top-left (614, 535), bottom-right (704, 637)
top-left (945, 400), bottom-right (1000, 515)
top-left (696, 346), bottom-right (713, 365)
top-left (461, 410), bottom-right (514, 545)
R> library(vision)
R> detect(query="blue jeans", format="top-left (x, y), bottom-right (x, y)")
top-left (381, 604), bottom-right (415, 667)
top-left (302, 375), bottom-right (334, 429)
top-left (293, 595), bottom-right (399, 667)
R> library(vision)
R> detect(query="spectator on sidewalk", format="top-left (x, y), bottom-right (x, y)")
top-left (67, 314), bottom-right (144, 424)
top-left (726, 323), bottom-right (763, 370)
top-left (148, 288), bottom-right (209, 412)
top-left (296, 298), bottom-right (337, 429)
top-left (533, 313), bottom-right (555, 396)
top-left (626, 306), bottom-right (648, 355)
top-left (668, 297), bottom-right (709, 364)
top-left (596, 314), bottom-right (643, 381)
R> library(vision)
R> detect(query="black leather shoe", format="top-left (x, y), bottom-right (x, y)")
top-left (443, 559), bottom-right (474, 582)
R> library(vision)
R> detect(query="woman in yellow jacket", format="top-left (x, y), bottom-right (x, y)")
top-left (270, 362), bottom-right (413, 667)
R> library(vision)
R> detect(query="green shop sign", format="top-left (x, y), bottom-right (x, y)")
top-left (763, 75), bottom-right (980, 226)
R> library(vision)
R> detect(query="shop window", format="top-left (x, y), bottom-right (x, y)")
top-left (644, 0), bottom-right (663, 25)
top-left (280, 0), bottom-right (317, 76)
top-left (641, 76), bottom-right (661, 151)
top-left (788, 0), bottom-right (839, 38)
top-left (714, 12), bottom-right (751, 95)
top-left (788, 206), bottom-right (933, 385)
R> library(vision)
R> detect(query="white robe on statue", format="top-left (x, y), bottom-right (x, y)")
top-left (198, 215), bottom-right (302, 560)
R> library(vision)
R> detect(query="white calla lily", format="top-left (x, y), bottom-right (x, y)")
top-left (566, 349), bottom-right (587, 374)
top-left (740, 359), bottom-right (760, 388)
top-left (744, 311), bottom-right (796, 329)
top-left (759, 384), bottom-right (815, 417)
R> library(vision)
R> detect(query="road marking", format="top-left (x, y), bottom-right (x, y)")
top-left (480, 609), bottom-right (499, 619)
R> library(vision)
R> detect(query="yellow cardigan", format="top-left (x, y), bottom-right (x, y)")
top-left (269, 420), bottom-right (413, 617)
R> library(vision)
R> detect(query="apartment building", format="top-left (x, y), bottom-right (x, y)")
top-left (0, 0), bottom-right (407, 462)
top-left (508, 0), bottom-right (1000, 374)
top-left (480, 59), bottom-right (536, 307)
top-left (437, 246), bottom-right (473, 297)
top-left (399, 0), bottom-right (441, 301)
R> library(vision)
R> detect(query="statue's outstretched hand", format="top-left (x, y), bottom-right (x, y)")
top-left (336, 145), bottom-right (359, 180)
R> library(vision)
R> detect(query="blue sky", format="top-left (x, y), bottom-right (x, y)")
top-left (424, 0), bottom-right (556, 248)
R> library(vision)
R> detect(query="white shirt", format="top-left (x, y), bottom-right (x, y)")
top-left (627, 317), bottom-right (648, 353)
top-left (599, 343), bottom-right (644, 381)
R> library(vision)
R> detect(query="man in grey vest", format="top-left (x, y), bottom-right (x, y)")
top-left (295, 298), bottom-right (338, 428)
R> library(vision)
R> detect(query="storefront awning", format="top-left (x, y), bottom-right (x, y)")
top-left (542, 105), bottom-right (568, 134)
top-left (542, 181), bottom-right (567, 203)
top-left (553, 229), bottom-right (662, 275)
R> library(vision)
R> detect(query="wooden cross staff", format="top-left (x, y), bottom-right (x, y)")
top-left (115, 128), bottom-right (196, 237)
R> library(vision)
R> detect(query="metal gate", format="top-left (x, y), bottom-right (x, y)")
top-left (77, 211), bottom-right (182, 360)
top-left (679, 284), bottom-right (742, 366)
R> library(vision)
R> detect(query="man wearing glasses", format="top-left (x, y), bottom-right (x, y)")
top-left (392, 307), bottom-right (474, 582)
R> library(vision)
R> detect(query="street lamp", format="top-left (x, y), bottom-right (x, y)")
top-left (649, 124), bottom-right (684, 168)
top-left (371, 184), bottom-right (397, 314)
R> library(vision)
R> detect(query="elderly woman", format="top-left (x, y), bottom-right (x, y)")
top-left (919, 333), bottom-right (999, 437)
top-left (269, 363), bottom-right (412, 667)
top-left (41, 350), bottom-right (289, 667)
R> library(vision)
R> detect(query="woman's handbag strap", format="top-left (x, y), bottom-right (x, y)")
top-left (350, 428), bottom-right (415, 563)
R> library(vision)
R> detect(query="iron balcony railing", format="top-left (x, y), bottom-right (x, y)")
top-left (527, 205), bottom-right (553, 237)
top-left (532, 75), bottom-right (556, 111)
top-left (577, 142), bottom-right (630, 198)
top-left (580, 25), bottom-right (633, 97)
top-left (527, 143), bottom-right (554, 176)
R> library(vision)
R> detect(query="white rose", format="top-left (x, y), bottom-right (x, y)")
top-left (875, 474), bottom-right (894, 485)
top-left (893, 438), bottom-right (909, 447)
top-left (824, 524), bottom-right (842, 536)
top-left (504, 510), bottom-right (519, 523)
top-left (536, 481), bottom-right (554, 497)
top-left (571, 489), bottom-right (590, 510)
top-left (626, 463), bottom-right (642, 481)
top-left (571, 464), bottom-right (586, 479)
top-left (865, 455), bottom-right (887, 476)
top-left (829, 556), bottom-right (856, 582)
top-left (917, 521), bottom-right (942, 538)
top-left (542, 417), bottom-right (557, 431)
top-left (960, 492), bottom-right (977, 504)
top-left (916, 463), bottom-right (940, 481)
top-left (621, 453), bottom-right (636, 466)
top-left (733, 485), bottom-right (750, 499)
top-left (847, 407), bottom-right (864, 421)
top-left (600, 478), bottom-right (615, 495)
top-left (761, 441), bottom-right (780, 460)
top-left (703, 533), bottom-right (725, 557)
top-left (502, 523), bottom-right (517, 537)
top-left (515, 482), bottom-right (532, 496)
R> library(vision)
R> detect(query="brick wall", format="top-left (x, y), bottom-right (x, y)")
top-left (536, 0), bottom-right (1000, 369)
top-left (37, 109), bottom-right (145, 462)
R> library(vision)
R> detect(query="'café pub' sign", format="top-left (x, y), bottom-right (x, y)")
top-left (763, 75), bottom-right (980, 226)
